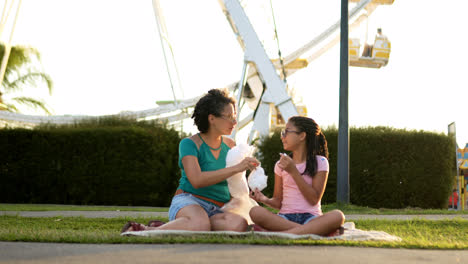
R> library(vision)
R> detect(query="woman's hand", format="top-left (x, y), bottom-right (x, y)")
top-left (277, 154), bottom-right (297, 174)
top-left (249, 188), bottom-right (268, 204)
top-left (234, 157), bottom-right (259, 173)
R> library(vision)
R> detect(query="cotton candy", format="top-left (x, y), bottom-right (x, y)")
top-left (247, 167), bottom-right (267, 191)
top-left (221, 143), bottom-right (259, 224)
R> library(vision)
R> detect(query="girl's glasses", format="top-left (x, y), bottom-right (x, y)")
top-left (281, 129), bottom-right (300, 138)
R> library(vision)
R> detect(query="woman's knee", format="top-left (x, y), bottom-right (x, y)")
top-left (176, 205), bottom-right (211, 231)
top-left (213, 213), bottom-right (248, 232)
top-left (226, 213), bottom-right (248, 232)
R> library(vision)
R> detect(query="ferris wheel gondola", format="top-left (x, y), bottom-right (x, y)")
top-left (349, 0), bottom-right (393, 68)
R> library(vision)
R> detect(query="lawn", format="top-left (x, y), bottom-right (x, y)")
top-left (0, 215), bottom-right (467, 249)
top-left (1, 203), bottom-right (467, 249)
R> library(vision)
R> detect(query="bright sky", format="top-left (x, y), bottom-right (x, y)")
top-left (6, 0), bottom-right (468, 146)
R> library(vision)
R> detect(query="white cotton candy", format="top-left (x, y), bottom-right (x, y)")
top-left (247, 167), bottom-right (268, 191)
top-left (224, 143), bottom-right (252, 196)
top-left (221, 143), bottom-right (259, 224)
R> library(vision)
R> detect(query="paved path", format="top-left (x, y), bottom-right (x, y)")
top-left (1, 242), bottom-right (467, 264)
top-left (2, 211), bottom-right (468, 220)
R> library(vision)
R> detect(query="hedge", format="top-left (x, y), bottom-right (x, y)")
top-left (0, 122), bottom-right (455, 209)
top-left (0, 119), bottom-right (182, 206)
top-left (255, 127), bottom-right (455, 209)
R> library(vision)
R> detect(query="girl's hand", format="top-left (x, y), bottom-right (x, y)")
top-left (277, 154), bottom-right (297, 174)
top-left (235, 157), bottom-right (259, 173)
top-left (249, 188), bottom-right (268, 204)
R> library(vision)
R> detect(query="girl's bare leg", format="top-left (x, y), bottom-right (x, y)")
top-left (249, 206), bottom-right (300, 231)
top-left (209, 212), bottom-right (248, 232)
top-left (145, 204), bottom-right (211, 231)
top-left (282, 210), bottom-right (345, 236)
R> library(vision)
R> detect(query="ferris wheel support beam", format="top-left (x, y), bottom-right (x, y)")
top-left (219, 0), bottom-right (298, 140)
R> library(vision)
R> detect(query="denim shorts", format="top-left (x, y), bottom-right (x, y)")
top-left (168, 193), bottom-right (224, 221)
top-left (278, 213), bottom-right (318, 225)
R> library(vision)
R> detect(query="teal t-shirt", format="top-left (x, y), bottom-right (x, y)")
top-left (177, 136), bottom-right (231, 203)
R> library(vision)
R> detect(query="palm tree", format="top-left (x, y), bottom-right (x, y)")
top-left (0, 43), bottom-right (53, 114)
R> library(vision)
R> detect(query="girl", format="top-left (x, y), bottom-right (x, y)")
top-left (249, 116), bottom-right (344, 236)
top-left (122, 89), bottom-right (259, 233)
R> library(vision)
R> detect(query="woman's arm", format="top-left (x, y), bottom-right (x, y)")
top-left (182, 155), bottom-right (258, 189)
top-left (290, 170), bottom-right (328, 206)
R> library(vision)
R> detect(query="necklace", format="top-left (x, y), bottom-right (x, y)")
top-left (198, 133), bottom-right (223, 151)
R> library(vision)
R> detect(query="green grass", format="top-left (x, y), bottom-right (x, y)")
top-left (2, 203), bottom-right (467, 215)
top-left (0, 215), bottom-right (466, 249)
top-left (0, 204), bottom-right (168, 212)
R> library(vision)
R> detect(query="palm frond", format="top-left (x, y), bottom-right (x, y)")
top-left (12, 96), bottom-right (52, 115)
top-left (7, 72), bottom-right (53, 94)
top-left (0, 102), bottom-right (19, 113)
top-left (0, 44), bottom-right (40, 74)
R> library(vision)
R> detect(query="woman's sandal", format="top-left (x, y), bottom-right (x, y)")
top-left (120, 221), bottom-right (146, 233)
top-left (147, 220), bottom-right (166, 228)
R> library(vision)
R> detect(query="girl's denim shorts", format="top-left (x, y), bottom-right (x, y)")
top-left (168, 193), bottom-right (224, 221)
top-left (278, 212), bottom-right (318, 225)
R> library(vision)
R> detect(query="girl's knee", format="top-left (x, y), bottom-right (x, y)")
top-left (249, 206), bottom-right (265, 220)
top-left (331, 209), bottom-right (345, 225)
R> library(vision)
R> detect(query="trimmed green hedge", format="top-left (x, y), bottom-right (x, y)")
top-left (0, 121), bottom-right (455, 209)
top-left (256, 127), bottom-right (455, 209)
top-left (0, 120), bottom-right (182, 206)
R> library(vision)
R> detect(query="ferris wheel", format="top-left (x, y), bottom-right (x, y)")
top-left (0, 0), bottom-right (394, 142)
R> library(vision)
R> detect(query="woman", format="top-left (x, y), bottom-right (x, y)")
top-left (121, 89), bottom-right (259, 233)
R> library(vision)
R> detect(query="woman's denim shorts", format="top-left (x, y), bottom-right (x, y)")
top-left (278, 212), bottom-right (318, 225)
top-left (168, 193), bottom-right (224, 221)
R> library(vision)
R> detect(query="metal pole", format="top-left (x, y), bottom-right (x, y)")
top-left (337, 0), bottom-right (349, 204)
top-left (448, 122), bottom-right (460, 210)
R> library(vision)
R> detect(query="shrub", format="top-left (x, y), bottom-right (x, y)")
top-left (0, 118), bottom-right (182, 206)
top-left (255, 126), bottom-right (454, 209)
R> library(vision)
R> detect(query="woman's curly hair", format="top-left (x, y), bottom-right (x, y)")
top-left (192, 89), bottom-right (236, 133)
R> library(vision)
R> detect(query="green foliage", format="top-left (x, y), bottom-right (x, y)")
top-left (0, 43), bottom-right (53, 114)
top-left (0, 118), bottom-right (183, 206)
top-left (255, 126), bottom-right (455, 209)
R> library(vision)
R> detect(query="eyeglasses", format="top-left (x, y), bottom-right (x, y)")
top-left (219, 114), bottom-right (237, 123)
top-left (281, 129), bottom-right (301, 138)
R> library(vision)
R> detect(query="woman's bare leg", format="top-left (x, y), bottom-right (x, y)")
top-left (145, 204), bottom-right (211, 231)
top-left (281, 209), bottom-right (345, 236)
top-left (249, 206), bottom-right (300, 231)
top-left (210, 212), bottom-right (248, 232)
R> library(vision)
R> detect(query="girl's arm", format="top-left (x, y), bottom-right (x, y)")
top-left (251, 173), bottom-right (283, 210)
top-left (182, 155), bottom-right (259, 189)
top-left (290, 170), bottom-right (328, 206)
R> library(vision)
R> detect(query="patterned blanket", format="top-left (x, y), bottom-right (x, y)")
top-left (121, 222), bottom-right (401, 242)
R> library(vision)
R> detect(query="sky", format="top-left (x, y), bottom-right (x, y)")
top-left (4, 0), bottom-right (468, 146)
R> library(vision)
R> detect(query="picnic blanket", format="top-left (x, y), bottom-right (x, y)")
top-left (121, 222), bottom-right (401, 242)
